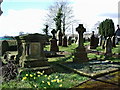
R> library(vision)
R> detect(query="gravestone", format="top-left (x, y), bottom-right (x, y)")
top-left (105, 37), bottom-right (112, 59)
top-left (68, 37), bottom-right (72, 45)
top-left (62, 36), bottom-right (67, 47)
top-left (15, 33), bottom-right (49, 68)
top-left (112, 35), bottom-right (116, 47)
top-left (0, 40), bottom-right (9, 56)
top-left (57, 30), bottom-right (63, 46)
top-left (90, 31), bottom-right (99, 49)
top-left (98, 35), bottom-right (102, 46)
top-left (73, 24), bottom-right (88, 63)
top-left (50, 29), bottom-right (59, 52)
top-left (115, 25), bottom-right (120, 44)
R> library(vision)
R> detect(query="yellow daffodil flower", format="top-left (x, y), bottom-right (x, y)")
top-left (42, 81), bottom-right (45, 83)
top-left (47, 82), bottom-right (50, 86)
top-left (38, 75), bottom-right (40, 77)
top-left (55, 76), bottom-right (58, 78)
top-left (59, 84), bottom-right (62, 87)
top-left (22, 77), bottom-right (27, 81)
top-left (25, 74), bottom-right (28, 76)
top-left (30, 74), bottom-right (33, 77)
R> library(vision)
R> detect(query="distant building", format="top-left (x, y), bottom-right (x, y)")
top-left (0, 0), bottom-right (3, 15)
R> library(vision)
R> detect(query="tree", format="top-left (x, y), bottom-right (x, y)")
top-left (98, 19), bottom-right (115, 49)
top-left (99, 19), bottom-right (115, 38)
top-left (53, 5), bottom-right (63, 31)
top-left (45, 0), bottom-right (74, 35)
top-left (43, 25), bottom-right (49, 36)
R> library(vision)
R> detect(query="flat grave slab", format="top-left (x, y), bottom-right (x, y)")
top-left (60, 60), bottom-right (120, 78)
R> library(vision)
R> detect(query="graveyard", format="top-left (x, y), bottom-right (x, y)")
top-left (0, 0), bottom-right (120, 89)
top-left (0, 23), bottom-right (120, 89)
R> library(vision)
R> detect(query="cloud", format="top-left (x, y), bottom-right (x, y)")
top-left (0, 9), bottom-right (48, 36)
top-left (70, 0), bottom-right (119, 31)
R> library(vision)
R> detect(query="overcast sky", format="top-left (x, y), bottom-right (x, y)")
top-left (0, 0), bottom-right (119, 36)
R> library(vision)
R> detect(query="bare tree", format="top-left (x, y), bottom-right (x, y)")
top-left (45, 0), bottom-right (75, 35)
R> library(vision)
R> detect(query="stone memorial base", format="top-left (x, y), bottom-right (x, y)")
top-left (23, 59), bottom-right (49, 68)
top-left (73, 47), bottom-right (88, 63)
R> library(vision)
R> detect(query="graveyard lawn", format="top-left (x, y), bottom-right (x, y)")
top-left (1, 65), bottom-right (89, 89)
top-left (1, 42), bottom-right (120, 89)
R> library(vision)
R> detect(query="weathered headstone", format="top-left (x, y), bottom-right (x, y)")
top-left (50, 29), bottom-right (59, 52)
top-left (105, 37), bottom-right (112, 59)
top-left (90, 31), bottom-right (99, 49)
top-left (0, 40), bottom-right (9, 56)
top-left (57, 30), bottom-right (63, 46)
top-left (115, 25), bottom-right (120, 44)
top-left (15, 33), bottom-right (49, 68)
top-left (73, 24), bottom-right (88, 62)
top-left (112, 35), bottom-right (116, 47)
top-left (68, 37), bottom-right (72, 45)
top-left (62, 36), bottom-right (67, 47)
top-left (90, 31), bottom-right (96, 49)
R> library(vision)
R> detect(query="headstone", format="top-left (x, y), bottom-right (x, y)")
top-left (50, 29), bottom-right (59, 52)
top-left (68, 37), bottom-right (72, 45)
top-left (15, 33), bottom-right (49, 68)
top-left (115, 25), bottom-right (120, 44)
top-left (112, 35), bottom-right (116, 47)
top-left (90, 31), bottom-right (99, 49)
top-left (105, 37), bottom-right (112, 59)
top-left (62, 36), bottom-right (67, 47)
top-left (57, 30), bottom-right (63, 46)
top-left (98, 35), bottom-right (102, 46)
top-left (73, 24), bottom-right (88, 62)
top-left (0, 40), bottom-right (9, 56)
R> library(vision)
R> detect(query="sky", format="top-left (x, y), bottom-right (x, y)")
top-left (0, 0), bottom-right (119, 36)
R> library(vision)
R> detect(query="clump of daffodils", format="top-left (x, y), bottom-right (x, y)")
top-left (21, 71), bottom-right (63, 88)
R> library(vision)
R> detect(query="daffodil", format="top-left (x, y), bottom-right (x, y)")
top-left (22, 77), bottom-right (27, 81)
top-left (42, 71), bottom-right (45, 73)
top-left (34, 73), bottom-right (36, 75)
top-left (37, 71), bottom-right (41, 74)
top-left (42, 81), bottom-right (45, 83)
top-left (59, 84), bottom-right (62, 87)
top-left (38, 75), bottom-right (40, 77)
top-left (51, 79), bottom-right (56, 82)
top-left (30, 74), bottom-right (33, 77)
top-left (40, 73), bottom-right (43, 75)
top-left (44, 75), bottom-right (47, 77)
top-left (34, 84), bottom-right (37, 88)
top-left (33, 77), bottom-right (36, 79)
top-left (47, 82), bottom-right (50, 86)
top-left (44, 87), bottom-right (46, 89)
top-left (57, 79), bottom-right (60, 83)
top-left (55, 76), bottom-right (58, 78)
top-left (47, 77), bottom-right (50, 80)
top-left (26, 74), bottom-right (29, 76)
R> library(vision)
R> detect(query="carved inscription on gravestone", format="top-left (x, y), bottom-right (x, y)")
top-left (30, 43), bottom-right (40, 56)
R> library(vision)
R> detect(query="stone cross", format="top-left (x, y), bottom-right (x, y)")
top-left (73, 24), bottom-right (88, 63)
top-left (51, 29), bottom-right (56, 39)
top-left (76, 24), bottom-right (86, 47)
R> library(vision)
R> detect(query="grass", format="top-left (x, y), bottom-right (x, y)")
top-left (1, 65), bottom-right (89, 89)
top-left (44, 43), bottom-right (77, 53)
top-left (1, 42), bottom-right (120, 89)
